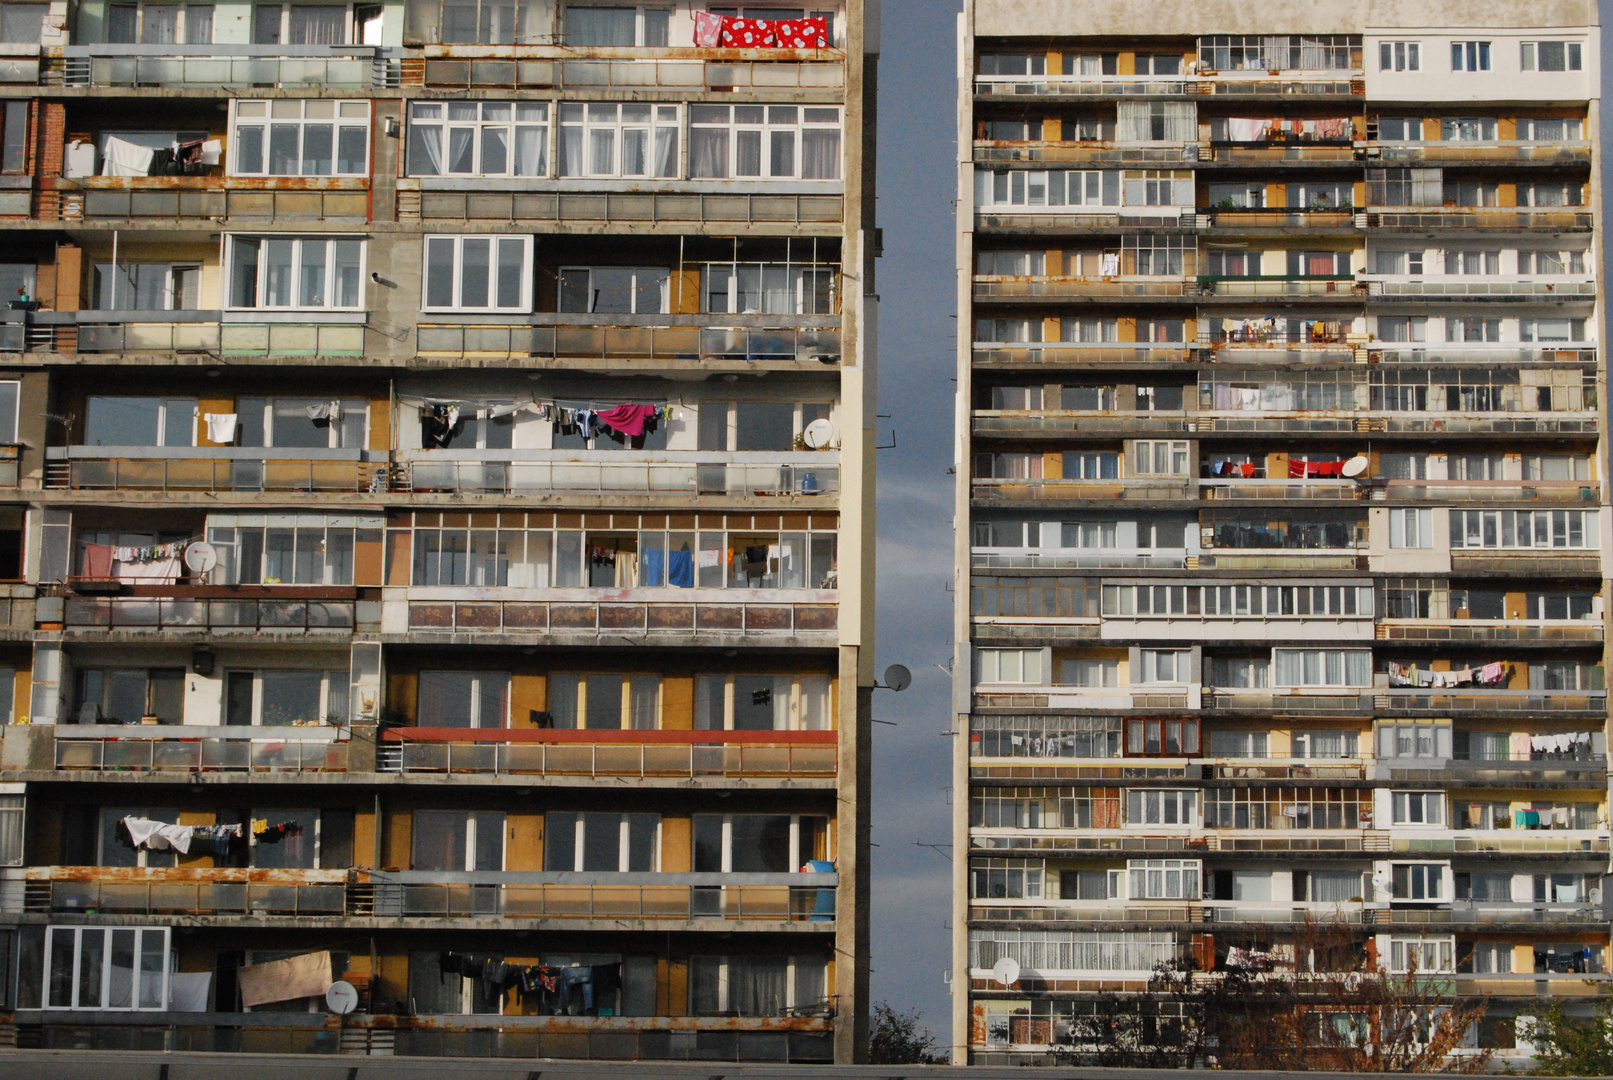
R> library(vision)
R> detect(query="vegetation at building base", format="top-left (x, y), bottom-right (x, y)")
top-left (1053, 921), bottom-right (1490, 1071)
top-left (1518, 993), bottom-right (1613, 1076)
top-left (869, 1000), bottom-right (946, 1064)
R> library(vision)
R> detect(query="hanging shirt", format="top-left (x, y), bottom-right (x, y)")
top-left (204, 413), bottom-right (238, 443)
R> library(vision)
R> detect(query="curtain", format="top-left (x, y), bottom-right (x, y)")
top-left (558, 125), bottom-right (584, 176)
top-left (142, 4), bottom-right (179, 43)
top-left (732, 958), bottom-right (789, 1017)
top-left (513, 126), bottom-right (544, 176)
top-left (184, 4), bottom-right (213, 43)
top-left (564, 6), bottom-right (635, 46)
top-left (652, 127), bottom-right (677, 177)
top-left (628, 676), bottom-right (658, 730)
top-left (107, 4), bottom-right (139, 42)
top-left (289, 6), bottom-right (346, 45)
top-left (801, 128), bottom-right (839, 179)
top-left (588, 128), bottom-right (615, 174)
top-left (1311, 871), bottom-right (1363, 902)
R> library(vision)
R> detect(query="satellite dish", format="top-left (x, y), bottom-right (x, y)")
top-left (183, 542), bottom-right (218, 574)
top-left (992, 957), bottom-right (1021, 987)
top-left (1342, 455), bottom-right (1370, 479)
top-left (883, 664), bottom-right (912, 692)
top-left (325, 980), bottom-right (358, 1015)
top-left (802, 418), bottom-right (839, 449)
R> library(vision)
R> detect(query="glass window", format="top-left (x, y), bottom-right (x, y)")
top-left (544, 811), bottom-right (659, 872)
top-left (411, 810), bottom-right (504, 871)
top-left (557, 266), bottom-right (668, 314)
top-left (1378, 41), bottom-right (1420, 71)
top-left (418, 671), bottom-right (510, 728)
top-left (407, 101), bottom-right (548, 177)
top-left (222, 669), bottom-right (344, 726)
top-left (231, 99), bottom-right (369, 177)
top-left (702, 262), bottom-right (836, 315)
top-left (227, 236), bottom-right (363, 310)
top-left (0, 3), bottom-right (44, 42)
top-left (558, 102), bottom-right (679, 178)
top-left (84, 397), bottom-right (196, 447)
top-left (688, 104), bottom-right (840, 180)
top-left (253, 3), bottom-right (348, 44)
top-left (422, 235), bottom-right (531, 312)
top-left (93, 263), bottom-right (201, 311)
top-left (1449, 41), bottom-right (1491, 71)
top-left (563, 5), bottom-right (668, 46)
top-left (45, 927), bottom-right (171, 1010)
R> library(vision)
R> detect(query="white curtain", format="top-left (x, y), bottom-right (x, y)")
top-left (406, 123), bottom-right (443, 174)
top-left (289, 6), bottom-right (346, 45)
top-left (689, 128), bottom-right (728, 178)
top-left (513, 125), bottom-right (544, 176)
top-left (1310, 871), bottom-right (1363, 902)
top-left (801, 128), bottom-right (840, 179)
top-left (142, 4), bottom-right (178, 43)
top-left (652, 127), bottom-right (677, 177)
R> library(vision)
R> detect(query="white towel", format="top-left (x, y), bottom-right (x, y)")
top-left (204, 413), bottom-right (237, 443)
top-left (122, 816), bottom-right (194, 853)
top-left (101, 136), bottom-right (155, 177)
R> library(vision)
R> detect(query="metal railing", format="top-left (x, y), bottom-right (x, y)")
top-left (1376, 620), bottom-right (1602, 643)
top-left (369, 873), bottom-right (835, 922)
top-left (973, 74), bottom-right (1358, 97)
top-left (1378, 689), bottom-right (1606, 715)
top-left (1374, 903), bottom-right (1601, 926)
top-left (397, 452), bottom-right (837, 497)
top-left (403, 598), bottom-right (835, 637)
top-left (972, 343), bottom-right (1192, 365)
top-left (1373, 141), bottom-right (1593, 164)
top-left (972, 478), bottom-right (1193, 501)
top-left (1370, 210), bottom-right (1593, 230)
top-left (1367, 279), bottom-right (1595, 298)
top-left (421, 56), bottom-right (843, 90)
top-left (1200, 208), bottom-right (1355, 228)
top-left (60, 45), bottom-right (400, 88)
top-left (1206, 692), bottom-right (1369, 713)
top-left (379, 732), bottom-right (836, 779)
top-left (1200, 479), bottom-right (1359, 500)
top-left (1198, 276), bottom-right (1360, 297)
top-left (416, 190), bottom-right (844, 227)
top-left (45, 447), bottom-right (389, 493)
top-left (971, 549), bottom-right (1188, 570)
top-left (31, 879), bottom-right (346, 917)
top-left (974, 278), bottom-right (1195, 299)
top-left (414, 323), bottom-right (839, 361)
top-left (55, 726), bottom-right (349, 772)
top-left (62, 596), bottom-right (359, 632)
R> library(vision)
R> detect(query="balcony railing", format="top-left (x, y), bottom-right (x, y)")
top-left (1377, 689), bottom-right (1606, 716)
top-left (1372, 346), bottom-right (1595, 364)
top-left (972, 342), bottom-right (1192, 365)
top-left (1372, 141), bottom-right (1592, 165)
top-left (974, 412), bottom-right (1192, 435)
top-left (45, 446), bottom-right (389, 493)
top-left (974, 277), bottom-right (1195, 300)
top-left (1206, 691), bottom-right (1370, 713)
top-left (421, 54), bottom-right (844, 90)
top-left (974, 75), bottom-right (1195, 96)
top-left (15, 868), bottom-right (348, 917)
top-left (970, 548), bottom-right (1189, 570)
top-left (367, 871), bottom-right (836, 923)
top-left (414, 323), bottom-right (839, 361)
top-left (1368, 209), bottom-right (1594, 230)
top-left (974, 144), bottom-right (1202, 166)
top-left (972, 478), bottom-right (1193, 502)
top-left (404, 598), bottom-right (836, 637)
top-left (414, 190), bottom-right (844, 227)
top-left (0, 312), bottom-right (367, 357)
top-left (1376, 620), bottom-right (1602, 644)
top-left (1365, 279), bottom-right (1595, 299)
top-left (61, 595), bottom-right (362, 633)
top-left (59, 44), bottom-right (400, 88)
top-left (1200, 478), bottom-right (1359, 500)
top-left (1376, 480), bottom-right (1598, 504)
top-left (60, 182), bottom-right (369, 224)
top-left (1199, 208), bottom-right (1356, 229)
top-left (379, 728), bottom-right (837, 780)
top-left (54, 726), bottom-right (349, 772)
top-left (1198, 276), bottom-right (1361, 297)
top-left (397, 451), bottom-right (837, 498)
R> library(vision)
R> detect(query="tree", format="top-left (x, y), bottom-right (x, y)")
top-left (1519, 994), bottom-right (1613, 1076)
top-left (1059, 919), bottom-right (1490, 1072)
top-left (869, 1000), bottom-right (945, 1064)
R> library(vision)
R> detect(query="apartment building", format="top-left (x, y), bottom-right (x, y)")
top-left (0, 0), bottom-right (876, 1063)
top-left (953, 0), bottom-right (1607, 1065)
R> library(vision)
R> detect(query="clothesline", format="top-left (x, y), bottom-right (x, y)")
top-left (1387, 661), bottom-right (1509, 688)
top-left (438, 951), bottom-right (623, 1012)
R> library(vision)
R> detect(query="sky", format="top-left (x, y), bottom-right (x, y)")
top-left (867, 0), bottom-right (964, 1038)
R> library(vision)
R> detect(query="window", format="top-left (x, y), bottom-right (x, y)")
top-left (979, 53), bottom-right (1045, 76)
top-left (1521, 41), bottom-right (1582, 71)
top-left (1392, 863), bottom-right (1446, 900)
top-left (45, 927), bottom-right (171, 1011)
top-left (422, 236), bottom-right (531, 313)
top-left (1379, 41), bottom-right (1420, 71)
top-left (231, 100), bottom-right (368, 177)
top-left (1518, 250), bottom-right (1586, 275)
top-left (1063, 116), bottom-right (1114, 141)
top-left (1377, 316), bottom-right (1426, 343)
top-left (1447, 316), bottom-right (1500, 342)
top-left (1457, 872), bottom-right (1513, 900)
top-left (252, 3), bottom-right (352, 44)
top-left (1371, 249), bottom-right (1423, 275)
top-left (0, 3), bottom-right (44, 42)
top-left (84, 397), bottom-right (195, 447)
top-left (545, 811), bottom-right (659, 872)
top-left (1292, 730), bottom-right (1357, 758)
top-left (1449, 509), bottom-right (1597, 549)
top-left (1393, 791), bottom-right (1445, 826)
top-left (1523, 455), bottom-right (1591, 482)
top-left (1376, 117), bottom-right (1423, 142)
top-left (690, 955), bottom-right (828, 1018)
top-left (204, 514), bottom-right (363, 586)
top-left (1449, 41), bottom-right (1490, 71)
top-left (975, 647), bottom-right (1043, 685)
top-left (1439, 117), bottom-right (1496, 142)
top-left (1199, 35), bottom-right (1353, 71)
top-left (1273, 649), bottom-right (1371, 688)
top-left (688, 104), bottom-right (840, 180)
top-left (1203, 788), bottom-right (1366, 830)
top-left (1520, 317), bottom-right (1586, 341)
top-left (407, 102), bottom-right (547, 177)
top-left (1390, 936), bottom-right (1455, 974)
top-left (0, 793), bottom-right (16, 864)
top-left (227, 236), bottom-right (363, 310)
top-left (971, 859), bottom-right (1044, 899)
top-left (108, 2), bottom-right (215, 43)
top-left (1061, 521), bottom-right (1117, 548)
top-left (1209, 657), bottom-right (1268, 688)
top-left (224, 669), bottom-right (345, 726)
top-left (1061, 868), bottom-right (1120, 900)
top-left (1529, 662), bottom-right (1603, 691)
top-left (547, 673), bottom-right (660, 729)
top-left (1307, 871), bottom-right (1365, 902)
top-left (1207, 729), bottom-right (1267, 758)
top-left (1063, 657), bottom-right (1118, 688)
top-left (441, 0), bottom-right (539, 43)
top-left (1443, 249), bottom-right (1498, 275)
top-left (559, 265), bottom-right (667, 314)
top-left (703, 262), bottom-right (836, 314)
top-left (563, 4), bottom-right (668, 45)
top-left (92, 263), bottom-right (200, 311)
top-left (1126, 717), bottom-right (1199, 755)
top-left (73, 667), bottom-right (183, 725)
top-left (1138, 649), bottom-right (1189, 684)
top-left (977, 250), bottom-right (1044, 276)
top-left (1445, 180), bottom-right (1499, 207)
top-left (1208, 181), bottom-right (1264, 210)
top-left (1466, 942), bottom-right (1513, 974)
top-left (411, 810), bottom-right (504, 871)
top-left (1126, 790), bottom-right (1195, 826)
top-left (695, 674), bottom-right (832, 731)
top-left (1122, 171), bottom-right (1192, 207)
top-left (975, 168), bottom-right (1118, 209)
top-left (1287, 250), bottom-right (1349, 277)
top-left (1116, 101), bottom-right (1196, 141)
top-left (1064, 451), bottom-right (1119, 479)
top-left (1125, 233), bottom-right (1187, 274)
top-left (1520, 117), bottom-right (1584, 141)
top-left (693, 813), bottom-right (829, 872)
top-left (1128, 859), bottom-right (1199, 900)
top-left (1388, 508), bottom-right (1430, 550)
top-left (230, 399), bottom-right (367, 450)
top-left (419, 671), bottom-right (509, 728)
top-left (976, 452), bottom-right (1042, 480)
top-left (1131, 441), bottom-right (1188, 476)
top-left (229, 807), bottom-right (349, 870)
top-left (558, 102), bottom-right (678, 178)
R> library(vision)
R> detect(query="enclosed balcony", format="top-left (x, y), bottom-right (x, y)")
top-left (58, 44), bottom-right (401, 87)
top-left (54, 724), bottom-right (350, 772)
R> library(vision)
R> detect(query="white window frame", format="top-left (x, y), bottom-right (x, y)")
top-left (1449, 41), bottom-right (1490, 71)
top-left (975, 168), bottom-right (1119, 210)
top-left (251, 2), bottom-right (362, 46)
top-left (84, 396), bottom-right (197, 447)
top-left (1127, 858), bottom-right (1200, 900)
top-left (557, 102), bottom-right (679, 178)
top-left (695, 673), bottom-right (833, 731)
top-left (1391, 862), bottom-right (1446, 901)
top-left (1131, 440), bottom-right (1189, 476)
top-left (976, 647), bottom-right (1044, 685)
top-left (229, 99), bottom-right (370, 178)
top-left (224, 668), bottom-right (347, 726)
top-left (0, 379), bottom-right (20, 443)
top-left (205, 514), bottom-right (363, 585)
top-left (701, 262), bottom-right (837, 315)
top-left (1388, 508), bottom-right (1432, 549)
top-left (1378, 41), bottom-right (1420, 71)
top-left (1448, 509), bottom-right (1597, 550)
top-left (411, 809), bottom-right (505, 871)
top-left (43, 926), bottom-right (172, 1011)
top-left (546, 672), bottom-right (663, 730)
top-left (421, 235), bottom-right (533, 313)
top-left (1439, 117), bottom-right (1497, 143)
top-left (971, 858), bottom-right (1045, 900)
top-left (0, 789), bottom-right (22, 865)
top-left (1520, 41), bottom-right (1582, 71)
top-left (691, 954), bottom-right (828, 1016)
top-left (1520, 117), bottom-right (1584, 141)
top-left (225, 235), bottom-right (365, 311)
top-left (1392, 791), bottom-right (1446, 826)
top-left (688, 103), bottom-right (842, 181)
top-left (1125, 789), bottom-right (1196, 827)
top-left (1389, 935), bottom-right (1455, 974)
top-left (1138, 649), bottom-right (1190, 684)
top-left (406, 101), bottom-right (549, 178)
top-left (1272, 648), bottom-right (1372, 688)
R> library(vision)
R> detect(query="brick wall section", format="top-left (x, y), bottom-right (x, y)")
top-left (35, 102), bottom-right (63, 220)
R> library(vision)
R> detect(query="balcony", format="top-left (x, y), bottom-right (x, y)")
top-left (1365, 208), bottom-right (1594, 231)
top-left (1376, 689), bottom-right (1606, 718)
top-left (1200, 478), bottom-right (1359, 501)
top-left (972, 342), bottom-right (1193, 366)
top-left (1377, 480), bottom-right (1598, 505)
top-left (973, 75), bottom-right (1195, 97)
top-left (379, 728), bottom-right (837, 781)
top-left (972, 477), bottom-right (1193, 503)
top-left (970, 547), bottom-right (1189, 571)
top-left (1372, 346), bottom-right (1595, 366)
top-left (1373, 413), bottom-right (1598, 436)
top-left (419, 53), bottom-right (845, 91)
top-left (1371, 141), bottom-right (1592, 166)
top-left (1205, 690), bottom-right (1369, 714)
top-left (54, 725), bottom-right (350, 773)
top-left (1375, 619), bottom-right (1602, 645)
top-left (1383, 834), bottom-right (1608, 855)
top-left (414, 322), bottom-right (840, 363)
top-left (397, 451), bottom-right (838, 499)
top-left (1198, 208), bottom-right (1356, 231)
top-left (56, 179), bottom-right (368, 224)
top-left (57, 44), bottom-right (400, 88)
top-left (973, 688), bottom-right (1194, 712)
top-left (973, 142), bottom-right (1202, 167)
top-left (0, 311), bottom-right (369, 357)
top-left (401, 596), bottom-right (836, 640)
top-left (1364, 279), bottom-right (1595, 300)
top-left (1388, 757), bottom-right (1606, 784)
top-left (9, 867), bottom-right (347, 917)
top-left (1197, 276), bottom-right (1361, 299)
top-left (61, 592), bottom-right (368, 635)
top-left (973, 411), bottom-right (1190, 436)
top-left (45, 446), bottom-right (389, 493)
top-left (412, 189), bottom-right (844, 229)
top-left (1202, 142), bottom-right (1357, 164)
top-left (974, 277), bottom-right (1194, 301)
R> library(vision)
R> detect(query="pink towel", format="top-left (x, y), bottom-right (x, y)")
top-left (596, 403), bottom-right (657, 438)
top-left (82, 543), bottom-right (115, 578)
top-left (692, 11), bottom-right (724, 47)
